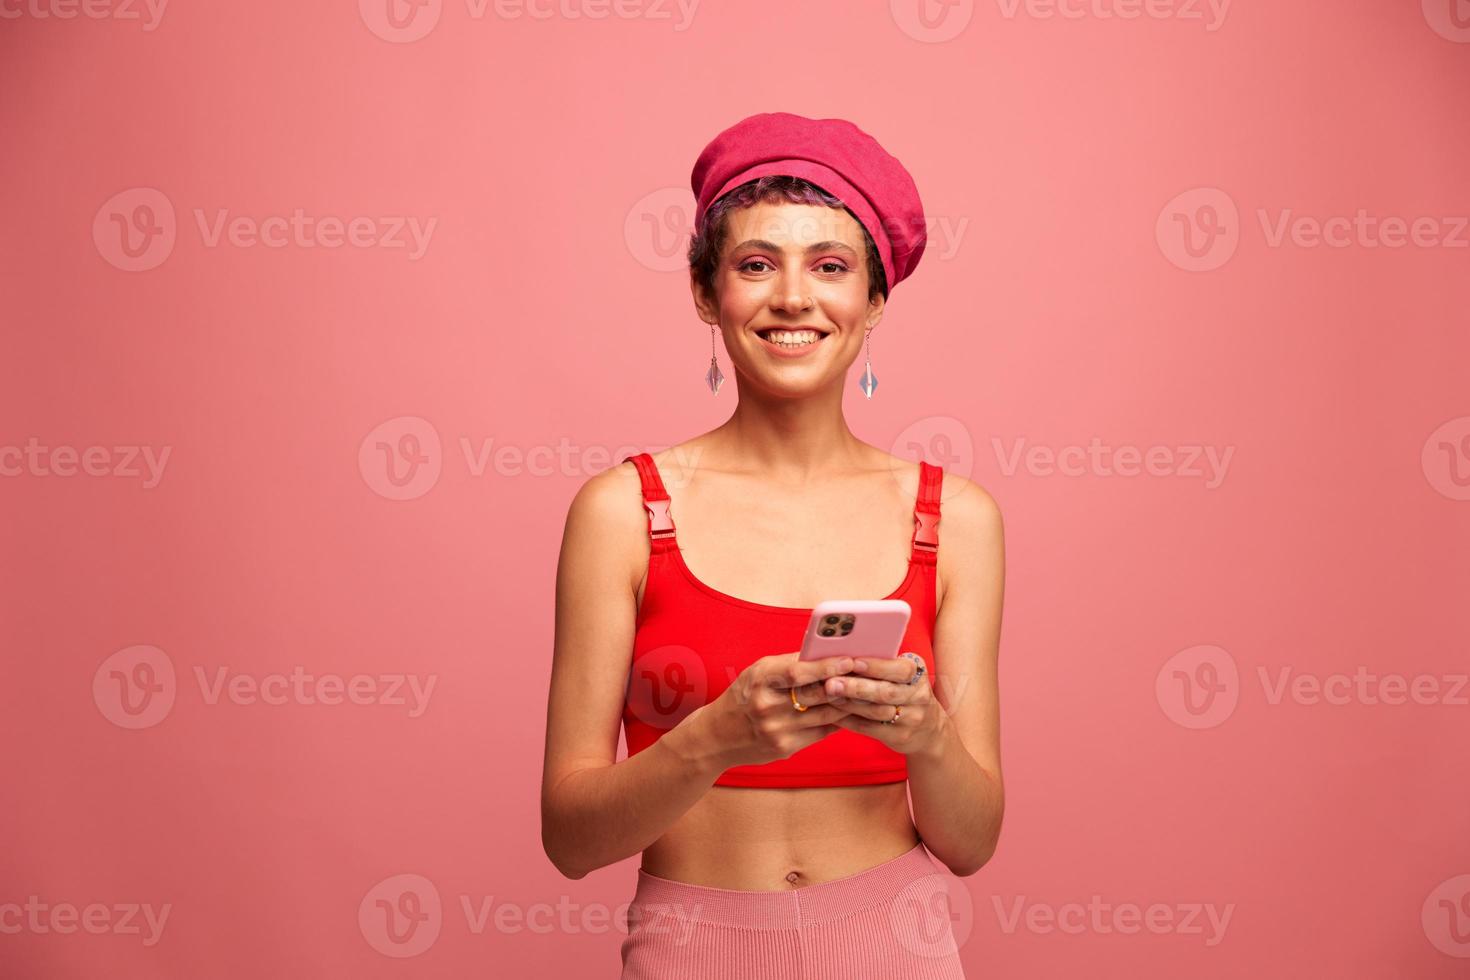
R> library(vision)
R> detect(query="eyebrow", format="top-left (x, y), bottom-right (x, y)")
top-left (730, 239), bottom-right (860, 258)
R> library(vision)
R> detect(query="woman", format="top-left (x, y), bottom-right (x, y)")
top-left (541, 112), bottom-right (1005, 979)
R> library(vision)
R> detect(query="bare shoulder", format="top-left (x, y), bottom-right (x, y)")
top-left (935, 469), bottom-right (1004, 546)
top-left (564, 456), bottom-right (646, 531)
top-left (874, 451), bottom-right (1002, 538)
top-left (557, 456), bottom-right (649, 597)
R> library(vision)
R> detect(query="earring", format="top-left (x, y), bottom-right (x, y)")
top-left (857, 327), bottom-right (878, 398)
top-left (705, 323), bottom-right (725, 395)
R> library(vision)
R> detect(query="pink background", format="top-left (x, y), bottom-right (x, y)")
top-left (3, 1), bottom-right (1468, 976)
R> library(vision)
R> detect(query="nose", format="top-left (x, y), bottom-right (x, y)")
top-left (769, 266), bottom-right (814, 313)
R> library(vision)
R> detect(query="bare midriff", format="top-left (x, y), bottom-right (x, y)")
top-left (638, 782), bottom-right (920, 890)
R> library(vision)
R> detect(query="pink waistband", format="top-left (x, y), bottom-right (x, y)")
top-left (628, 842), bottom-right (941, 929)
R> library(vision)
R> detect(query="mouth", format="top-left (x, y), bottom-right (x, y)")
top-left (753, 327), bottom-right (831, 353)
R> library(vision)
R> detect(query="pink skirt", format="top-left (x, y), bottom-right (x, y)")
top-left (619, 841), bottom-right (969, 979)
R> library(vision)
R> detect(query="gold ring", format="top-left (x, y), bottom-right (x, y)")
top-left (882, 704), bottom-right (902, 725)
top-left (790, 687), bottom-right (808, 712)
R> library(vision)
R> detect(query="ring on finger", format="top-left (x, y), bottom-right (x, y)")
top-left (898, 652), bottom-right (926, 686)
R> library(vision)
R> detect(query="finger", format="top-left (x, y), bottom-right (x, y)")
top-left (848, 653), bottom-right (922, 684)
top-left (834, 699), bottom-right (908, 723)
top-left (824, 674), bottom-right (920, 705)
top-left (778, 654), bottom-right (856, 690)
top-left (792, 703), bottom-right (850, 727)
top-left (790, 676), bottom-right (844, 708)
top-left (832, 712), bottom-right (899, 735)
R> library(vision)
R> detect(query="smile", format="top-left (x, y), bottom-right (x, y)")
top-left (755, 328), bottom-right (830, 356)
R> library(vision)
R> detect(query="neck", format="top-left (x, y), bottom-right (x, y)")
top-left (703, 375), bottom-right (871, 484)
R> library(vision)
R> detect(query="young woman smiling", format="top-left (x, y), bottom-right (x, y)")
top-left (541, 112), bottom-right (1005, 980)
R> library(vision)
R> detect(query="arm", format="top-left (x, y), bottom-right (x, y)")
top-left (905, 475), bottom-right (1006, 876)
top-left (539, 464), bottom-right (729, 879)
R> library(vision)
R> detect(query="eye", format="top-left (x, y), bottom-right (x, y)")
top-left (738, 259), bottom-right (771, 273)
top-left (817, 261), bottom-right (848, 274)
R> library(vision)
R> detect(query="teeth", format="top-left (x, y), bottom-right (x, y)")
top-left (764, 329), bottom-right (823, 346)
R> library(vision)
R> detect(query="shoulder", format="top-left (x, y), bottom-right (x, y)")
top-left (563, 456), bottom-right (647, 537)
top-left (872, 449), bottom-right (1002, 537)
top-left (934, 468), bottom-right (1003, 544)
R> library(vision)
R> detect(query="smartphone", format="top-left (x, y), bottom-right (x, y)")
top-left (798, 599), bottom-right (912, 664)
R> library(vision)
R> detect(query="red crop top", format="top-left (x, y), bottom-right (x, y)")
top-left (620, 451), bottom-right (943, 788)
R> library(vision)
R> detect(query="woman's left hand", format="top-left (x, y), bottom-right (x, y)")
top-left (824, 652), bottom-right (946, 756)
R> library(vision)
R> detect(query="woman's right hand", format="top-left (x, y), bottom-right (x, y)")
top-left (693, 653), bottom-right (857, 770)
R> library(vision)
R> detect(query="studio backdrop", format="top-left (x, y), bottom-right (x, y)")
top-left (2, 2), bottom-right (1467, 977)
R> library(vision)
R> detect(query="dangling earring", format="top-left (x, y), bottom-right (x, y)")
top-left (705, 323), bottom-right (725, 395)
top-left (857, 327), bottom-right (878, 398)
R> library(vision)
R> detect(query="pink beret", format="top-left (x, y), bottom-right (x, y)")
top-left (690, 112), bottom-right (928, 297)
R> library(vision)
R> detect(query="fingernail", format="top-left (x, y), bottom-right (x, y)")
top-left (839, 658), bottom-right (854, 671)
top-left (830, 679), bottom-right (844, 694)
top-left (854, 659), bottom-right (868, 672)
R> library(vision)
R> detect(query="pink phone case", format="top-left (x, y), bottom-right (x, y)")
top-left (798, 599), bottom-right (912, 663)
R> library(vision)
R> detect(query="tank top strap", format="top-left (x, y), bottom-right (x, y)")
top-left (910, 460), bottom-right (943, 566)
top-left (623, 452), bottom-right (679, 556)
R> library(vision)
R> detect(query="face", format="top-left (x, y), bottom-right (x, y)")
top-left (692, 201), bottom-right (885, 397)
